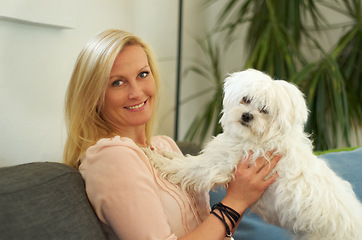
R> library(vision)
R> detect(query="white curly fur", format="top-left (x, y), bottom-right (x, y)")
top-left (145, 69), bottom-right (362, 240)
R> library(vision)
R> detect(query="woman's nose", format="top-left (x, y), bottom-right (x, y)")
top-left (128, 82), bottom-right (142, 99)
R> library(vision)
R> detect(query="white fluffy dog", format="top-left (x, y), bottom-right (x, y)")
top-left (145, 69), bottom-right (362, 240)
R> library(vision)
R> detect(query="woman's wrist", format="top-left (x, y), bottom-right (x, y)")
top-left (221, 197), bottom-right (248, 216)
top-left (210, 202), bottom-right (243, 239)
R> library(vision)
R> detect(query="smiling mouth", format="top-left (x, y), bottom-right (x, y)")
top-left (125, 100), bottom-right (147, 110)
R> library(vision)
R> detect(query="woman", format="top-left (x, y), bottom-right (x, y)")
top-left (64, 29), bottom-right (280, 240)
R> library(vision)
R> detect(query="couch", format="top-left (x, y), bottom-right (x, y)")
top-left (1, 143), bottom-right (361, 240)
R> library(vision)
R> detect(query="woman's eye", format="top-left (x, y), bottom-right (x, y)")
top-left (112, 80), bottom-right (124, 87)
top-left (138, 71), bottom-right (149, 79)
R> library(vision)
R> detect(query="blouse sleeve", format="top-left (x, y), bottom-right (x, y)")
top-left (79, 137), bottom-right (177, 240)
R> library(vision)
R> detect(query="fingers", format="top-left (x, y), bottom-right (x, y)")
top-left (237, 151), bottom-right (281, 177)
top-left (252, 151), bottom-right (280, 171)
top-left (264, 170), bottom-right (279, 186)
top-left (259, 153), bottom-right (280, 173)
top-left (241, 151), bottom-right (281, 183)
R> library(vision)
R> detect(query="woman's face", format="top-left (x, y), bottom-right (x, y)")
top-left (101, 44), bottom-right (156, 133)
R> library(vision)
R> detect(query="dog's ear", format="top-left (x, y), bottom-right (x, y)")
top-left (277, 80), bottom-right (309, 126)
top-left (223, 72), bottom-right (245, 109)
top-left (222, 73), bottom-right (234, 110)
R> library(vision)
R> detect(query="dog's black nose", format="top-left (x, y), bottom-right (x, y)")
top-left (242, 112), bottom-right (254, 122)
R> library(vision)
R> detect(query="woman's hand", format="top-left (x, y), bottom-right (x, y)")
top-left (222, 151), bottom-right (281, 214)
top-left (180, 152), bottom-right (281, 240)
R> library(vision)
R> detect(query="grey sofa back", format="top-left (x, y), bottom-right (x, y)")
top-left (0, 142), bottom-right (201, 240)
top-left (0, 162), bottom-right (107, 240)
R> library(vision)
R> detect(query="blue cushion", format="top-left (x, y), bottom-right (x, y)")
top-left (209, 147), bottom-right (362, 240)
top-left (320, 148), bottom-right (362, 200)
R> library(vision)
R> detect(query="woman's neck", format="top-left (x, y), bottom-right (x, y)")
top-left (111, 125), bottom-right (148, 147)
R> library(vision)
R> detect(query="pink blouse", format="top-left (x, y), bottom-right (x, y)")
top-left (79, 135), bottom-right (210, 240)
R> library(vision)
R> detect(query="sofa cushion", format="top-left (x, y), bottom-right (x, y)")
top-left (319, 147), bottom-right (362, 199)
top-left (209, 147), bottom-right (362, 240)
top-left (177, 141), bottom-right (201, 156)
top-left (0, 162), bottom-right (107, 240)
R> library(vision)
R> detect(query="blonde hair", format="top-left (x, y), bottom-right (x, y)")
top-left (63, 29), bottom-right (160, 169)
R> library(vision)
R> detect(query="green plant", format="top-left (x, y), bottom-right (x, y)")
top-left (292, 0), bottom-right (362, 149)
top-left (335, 0), bottom-right (362, 141)
top-left (182, 34), bottom-right (225, 144)
top-left (182, 0), bottom-right (361, 150)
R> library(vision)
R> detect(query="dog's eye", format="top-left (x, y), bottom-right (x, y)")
top-left (241, 97), bottom-right (251, 104)
top-left (259, 106), bottom-right (269, 114)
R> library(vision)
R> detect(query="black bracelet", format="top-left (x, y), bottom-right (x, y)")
top-left (210, 202), bottom-right (241, 239)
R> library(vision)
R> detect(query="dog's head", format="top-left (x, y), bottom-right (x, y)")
top-left (220, 69), bottom-right (308, 143)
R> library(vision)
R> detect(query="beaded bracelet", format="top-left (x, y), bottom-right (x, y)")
top-left (210, 202), bottom-right (241, 239)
